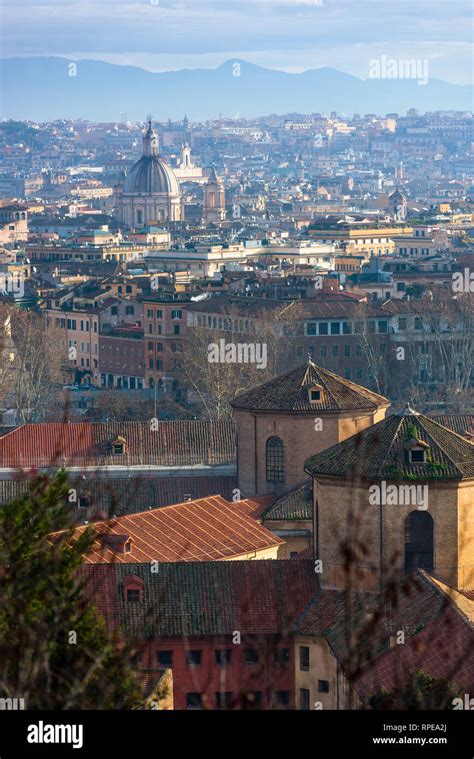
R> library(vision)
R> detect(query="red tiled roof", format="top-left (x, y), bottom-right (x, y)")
top-left (356, 605), bottom-right (474, 696)
top-left (237, 494), bottom-right (277, 520)
top-left (80, 559), bottom-right (320, 636)
top-left (293, 571), bottom-right (474, 697)
top-left (0, 421), bottom-right (235, 469)
top-left (52, 495), bottom-right (284, 563)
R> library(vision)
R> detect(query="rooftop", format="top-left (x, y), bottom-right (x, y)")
top-left (0, 421), bottom-right (236, 469)
top-left (305, 407), bottom-right (474, 480)
top-left (51, 495), bottom-right (283, 563)
top-left (232, 359), bottom-right (390, 413)
top-left (81, 559), bottom-right (319, 637)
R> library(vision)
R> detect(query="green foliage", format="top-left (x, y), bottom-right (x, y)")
top-left (369, 669), bottom-right (462, 710)
top-left (0, 470), bottom-right (144, 709)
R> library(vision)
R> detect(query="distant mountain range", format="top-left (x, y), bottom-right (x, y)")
top-left (1, 57), bottom-right (472, 122)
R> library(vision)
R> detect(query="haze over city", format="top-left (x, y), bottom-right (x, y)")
top-left (0, 0), bottom-right (472, 752)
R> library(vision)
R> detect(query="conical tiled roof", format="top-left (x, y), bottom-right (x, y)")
top-left (304, 408), bottom-right (474, 480)
top-left (231, 360), bottom-right (390, 413)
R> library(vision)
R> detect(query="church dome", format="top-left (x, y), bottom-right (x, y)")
top-left (123, 121), bottom-right (180, 196)
top-left (123, 155), bottom-right (180, 195)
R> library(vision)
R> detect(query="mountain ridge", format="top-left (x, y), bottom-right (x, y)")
top-left (1, 57), bottom-right (471, 121)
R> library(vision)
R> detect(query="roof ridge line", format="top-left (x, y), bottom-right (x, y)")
top-left (380, 414), bottom-right (406, 474)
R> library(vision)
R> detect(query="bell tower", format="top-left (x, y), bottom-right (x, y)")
top-left (203, 167), bottom-right (226, 224)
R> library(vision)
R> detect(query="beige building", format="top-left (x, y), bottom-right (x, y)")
top-left (203, 168), bottom-right (226, 224)
top-left (232, 359), bottom-right (390, 498)
top-left (0, 203), bottom-right (28, 244)
top-left (305, 406), bottom-right (474, 591)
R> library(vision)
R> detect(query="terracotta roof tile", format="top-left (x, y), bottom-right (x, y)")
top-left (0, 421), bottom-right (236, 469)
top-left (293, 571), bottom-right (474, 696)
top-left (52, 496), bottom-right (284, 563)
top-left (80, 559), bottom-right (320, 637)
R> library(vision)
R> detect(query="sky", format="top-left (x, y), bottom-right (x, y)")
top-left (2, 0), bottom-right (472, 84)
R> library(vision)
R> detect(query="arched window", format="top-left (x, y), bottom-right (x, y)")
top-left (266, 436), bottom-right (285, 483)
top-left (405, 511), bottom-right (433, 574)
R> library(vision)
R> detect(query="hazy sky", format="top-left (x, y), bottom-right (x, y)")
top-left (2, 0), bottom-right (472, 84)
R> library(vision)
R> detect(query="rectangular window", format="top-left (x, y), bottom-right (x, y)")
top-left (215, 649), bottom-right (232, 666)
top-left (318, 322), bottom-right (328, 336)
top-left (332, 345), bottom-right (339, 358)
top-left (186, 693), bottom-right (202, 710)
top-left (344, 344), bottom-right (351, 357)
top-left (274, 648), bottom-right (290, 664)
top-left (398, 317), bottom-right (407, 330)
top-left (320, 345), bottom-right (327, 358)
top-left (344, 367), bottom-right (351, 379)
top-left (171, 309), bottom-right (182, 319)
top-left (156, 650), bottom-right (173, 668)
top-left (244, 649), bottom-right (259, 665)
top-left (299, 646), bottom-right (310, 671)
top-left (157, 309), bottom-right (163, 319)
top-left (173, 324), bottom-right (180, 335)
top-left (318, 680), bottom-right (330, 693)
top-left (306, 323), bottom-right (317, 336)
top-left (378, 320), bottom-right (388, 333)
top-left (247, 691), bottom-right (262, 708)
top-left (148, 341), bottom-right (154, 351)
top-left (342, 321), bottom-right (352, 334)
top-left (300, 689), bottom-right (310, 711)
top-left (414, 317), bottom-right (423, 330)
top-left (330, 322), bottom-right (340, 335)
top-left (275, 691), bottom-right (290, 707)
top-left (215, 692), bottom-right (233, 709)
top-left (187, 650), bottom-right (202, 667)
top-left (126, 589), bottom-right (140, 603)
